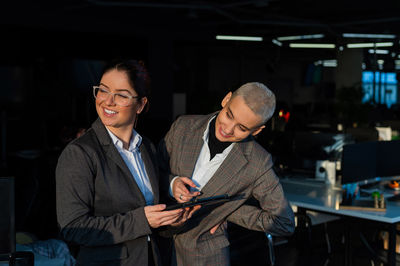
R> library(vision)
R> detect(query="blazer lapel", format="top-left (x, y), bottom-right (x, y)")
top-left (180, 121), bottom-right (207, 178)
top-left (201, 141), bottom-right (248, 196)
top-left (92, 119), bottom-right (146, 204)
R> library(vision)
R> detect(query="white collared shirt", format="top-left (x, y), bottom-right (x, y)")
top-left (190, 116), bottom-right (235, 190)
top-left (106, 128), bottom-right (154, 205)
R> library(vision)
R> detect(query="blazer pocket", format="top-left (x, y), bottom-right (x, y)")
top-left (78, 244), bottom-right (129, 263)
top-left (197, 231), bottom-right (230, 255)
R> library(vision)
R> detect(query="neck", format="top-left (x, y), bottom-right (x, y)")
top-left (107, 125), bottom-right (133, 149)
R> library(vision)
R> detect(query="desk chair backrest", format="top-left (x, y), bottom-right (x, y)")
top-left (0, 176), bottom-right (15, 254)
top-left (0, 176), bottom-right (35, 266)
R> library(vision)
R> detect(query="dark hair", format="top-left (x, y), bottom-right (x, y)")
top-left (102, 59), bottom-right (151, 110)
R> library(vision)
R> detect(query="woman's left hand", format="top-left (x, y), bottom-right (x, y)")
top-left (144, 204), bottom-right (184, 228)
top-left (171, 205), bottom-right (201, 227)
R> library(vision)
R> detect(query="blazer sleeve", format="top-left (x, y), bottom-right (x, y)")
top-left (56, 143), bottom-right (152, 247)
top-left (226, 154), bottom-right (295, 237)
top-left (157, 116), bottom-right (181, 199)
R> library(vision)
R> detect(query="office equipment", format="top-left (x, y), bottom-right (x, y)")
top-left (283, 131), bottom-right (349, 176)
top-left (315, 160), bottom-right (336, 184)
top-left (377, 140), bottom-right (400, 178)
top-left (281, 178), bottom-right (400, 266)
top-left (341, 141), bottom-right (377, 184)
top-left (342, 140), bottom-right (400, 184)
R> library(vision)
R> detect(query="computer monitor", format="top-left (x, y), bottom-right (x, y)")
top-left (376, 140), bottom-right (400, 177)
top-left (342, 141), bottom-right (377, 184)
top-left (342, 140), bottom-right (400, 184)
top-left (0, 176), bottom-right (15, 254)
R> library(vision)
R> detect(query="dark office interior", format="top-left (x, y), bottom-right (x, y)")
top-left (1, 1), bottom-right (400, 265)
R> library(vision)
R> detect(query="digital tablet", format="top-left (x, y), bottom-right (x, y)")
top-left (164, 194), bottom-right (231, 211)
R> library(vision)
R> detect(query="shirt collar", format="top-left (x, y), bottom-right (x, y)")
top-left (106, 127), bottom-right (142, 152)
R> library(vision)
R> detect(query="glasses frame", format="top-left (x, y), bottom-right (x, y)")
top-left (93, 86), bottom-right (140, 107)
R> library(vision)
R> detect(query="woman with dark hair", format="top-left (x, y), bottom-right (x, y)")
top-left (56, 60), bottom-right (187, 265)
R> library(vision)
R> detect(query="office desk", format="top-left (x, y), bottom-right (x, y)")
top-left (281, 178), bottom-right (400, 266)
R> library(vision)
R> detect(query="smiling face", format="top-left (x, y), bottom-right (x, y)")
top-left (215, 92), bottom-right (265, 142)
top-left (95, 69), bottom-right (147, 135)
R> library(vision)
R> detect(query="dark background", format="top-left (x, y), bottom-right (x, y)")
top-left (1, 0), bottom-right (400, 241)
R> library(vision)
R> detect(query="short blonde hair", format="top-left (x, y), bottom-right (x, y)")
top-left (232, 82), bottom-right (276, 124)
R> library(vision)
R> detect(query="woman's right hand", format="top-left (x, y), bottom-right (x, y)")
top-left (144, 204), bottom-right (184, 228)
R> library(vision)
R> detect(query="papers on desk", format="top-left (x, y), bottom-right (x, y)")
top-left (341, 187), bottom-right (388, 212)
top-left (339, 198), bottom-right (386, 212)
top-left (340, 183), bottom-right (388, 212)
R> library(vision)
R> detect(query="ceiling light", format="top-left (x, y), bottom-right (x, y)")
top-left (277, 34), bottom-right (324, 41)
top-left (323, 62), bottom-right (337, 67)
top-left (216, 35), bottom-right (263, 41)
top-left (343, 33), bottom-right (396, 39)
top-left (272, 39), bottom-right (282, 46)
top-left (314, 59), bottom-right (337, 67)
top-left (376, 42), bottom-right (394, 47)
top-left (347, 43), bottom-right (374, 48)
top-left (368, 49), bottom-right (389, 54)
top-left (347, 42), bottom-right (393, 48)
top-left (289, 43), bottom-right (335, 48)
top-left (377, 59), bottom-right (385, 65)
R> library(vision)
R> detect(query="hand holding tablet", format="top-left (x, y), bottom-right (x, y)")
top-left (165, 194), bottom-right (231, 211)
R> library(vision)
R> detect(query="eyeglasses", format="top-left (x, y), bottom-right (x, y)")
top-left (93, 86), bottom-right (139, 107)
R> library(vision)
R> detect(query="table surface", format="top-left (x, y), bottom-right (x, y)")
top-left (281, 177), bottom-right (400, 224)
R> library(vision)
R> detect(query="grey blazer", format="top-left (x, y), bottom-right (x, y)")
top-left (56, 118), bottom-right (161, 266)
top-left (159, 112), bottom-right (295, 266)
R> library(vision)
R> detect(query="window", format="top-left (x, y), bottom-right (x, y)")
top-left (362, 71), bottom-right (397, 107)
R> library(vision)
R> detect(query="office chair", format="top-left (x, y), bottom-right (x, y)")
top-left (265, 233), bottom-right (275, 266)
top-left (296, 211), bottom-right (336, 265)
top-left (265, 211), bottom-right (336, 266)
top-left (229, 222), bottom-right (272, 265)
top-left (0, 177), bottom-right (34, 266)
top-left (263, 212), bottom-right (312, 266)
top-left (354, 224), bottom-right (400, 265)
